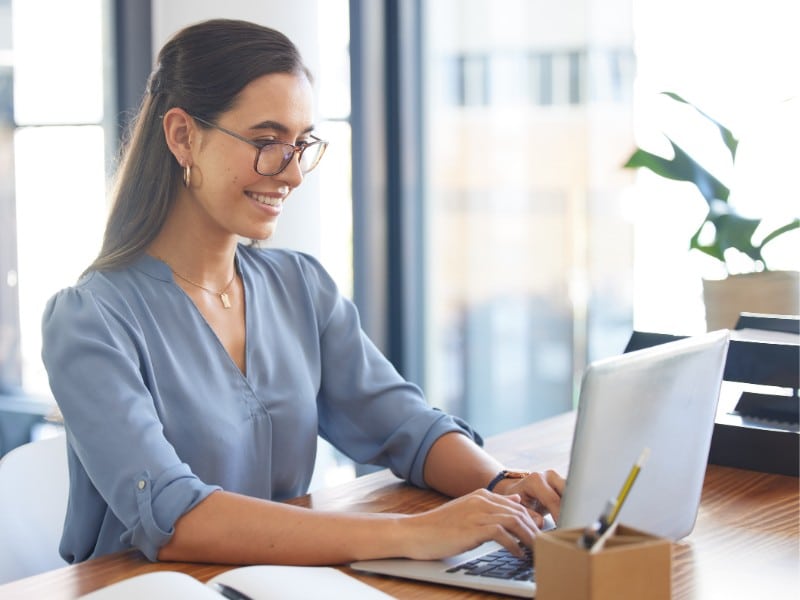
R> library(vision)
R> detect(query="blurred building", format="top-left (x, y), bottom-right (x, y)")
top-left (422, 0), bottom-right (636, 433)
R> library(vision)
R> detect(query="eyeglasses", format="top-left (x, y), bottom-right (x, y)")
top-left (191, 114), bottom-right (328, 176)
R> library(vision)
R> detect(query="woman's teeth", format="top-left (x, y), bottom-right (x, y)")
top-left (248, 192), bottom-right (282, 207)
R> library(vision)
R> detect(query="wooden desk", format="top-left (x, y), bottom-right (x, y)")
top-left (1, 412), bottom-right (797, 599)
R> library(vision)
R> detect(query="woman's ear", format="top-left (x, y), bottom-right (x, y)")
top-left (162, 107), bottom-right (195, 166)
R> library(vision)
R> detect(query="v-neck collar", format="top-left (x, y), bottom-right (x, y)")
top-left (134, 247), bottom-right (251, 379)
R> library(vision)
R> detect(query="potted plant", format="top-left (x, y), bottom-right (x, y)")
top-left (623, 92), bottom-right (800, 330)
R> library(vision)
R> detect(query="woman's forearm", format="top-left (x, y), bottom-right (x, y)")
top-left (422, 432), bottom-right (503, 497)
top-left (422, 432), bottom-right (565, 525)
top-left (157, 490), bottom-right (406, 565)
top-left (157, 432), bottom-right (554, 565)
top-left (159, 484), bottom-right (542, 564)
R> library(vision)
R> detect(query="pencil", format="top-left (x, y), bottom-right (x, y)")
top-left (606, 447), bottom-right (650, 526)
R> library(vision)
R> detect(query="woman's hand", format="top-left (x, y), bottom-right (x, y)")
top-left (492, 469), bottom-right (565, 527)
top-left (397, 489), bottom-right (539, 560)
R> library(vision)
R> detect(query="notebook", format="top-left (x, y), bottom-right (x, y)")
top-left (350, 330), bottom-right (730, 598)
top-left (79, 566), bottom-right (395, 599)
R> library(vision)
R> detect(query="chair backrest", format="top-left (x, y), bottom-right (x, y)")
top-left (0, 434), bottom-right (69, 584)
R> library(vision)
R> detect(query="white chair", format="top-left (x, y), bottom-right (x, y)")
top-left (0, 434), bottom-right (69, 584)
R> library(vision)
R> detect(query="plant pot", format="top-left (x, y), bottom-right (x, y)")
top-left (702, 270), bottom-right (800, 331)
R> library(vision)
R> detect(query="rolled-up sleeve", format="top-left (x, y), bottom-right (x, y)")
top-left (297, 255), bottom-right (481, 488)
top-left (42, 280), bottom-right (219, 562)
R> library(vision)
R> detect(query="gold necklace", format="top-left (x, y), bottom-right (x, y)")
top-left (168, 265), bottom-right (237, 309)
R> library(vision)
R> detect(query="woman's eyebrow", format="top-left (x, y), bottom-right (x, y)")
top-left (250, 120), bottom-right (315, 135)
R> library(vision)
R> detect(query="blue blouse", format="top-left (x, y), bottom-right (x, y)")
top-left (41, 246), bottom-right (473, 563)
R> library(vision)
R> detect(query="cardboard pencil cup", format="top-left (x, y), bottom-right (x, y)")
top-left (535, 525), bottom-right (671, 600)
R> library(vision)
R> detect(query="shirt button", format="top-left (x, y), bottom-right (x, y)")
top-left (137, 480), bottom-right (147, 490)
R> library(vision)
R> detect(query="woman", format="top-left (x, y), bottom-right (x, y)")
top-left (42, 19), bottom-right (563, 566)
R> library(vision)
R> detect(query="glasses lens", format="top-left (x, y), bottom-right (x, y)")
top-left (256, 140), bottom-right (328, 175)
top-left (256, 144), bottom-right (294, 176)
top-left (298, 141), bottom-right (326, 174)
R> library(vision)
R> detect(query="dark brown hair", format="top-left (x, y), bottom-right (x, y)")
top-left (86, 19), bottom-right (311, 273)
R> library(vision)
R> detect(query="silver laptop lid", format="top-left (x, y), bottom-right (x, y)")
top-left (558, 329), bottom-right (729, 540)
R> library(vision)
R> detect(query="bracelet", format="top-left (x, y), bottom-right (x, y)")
top-left (486, 469), bottom-right (530, 492)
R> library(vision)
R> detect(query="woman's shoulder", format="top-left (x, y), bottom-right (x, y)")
top-left (42, 274), bottom-right (125, 346)
top-left (44, 270), bottom-right (117, 317)
top-left (238, 245), bottom-right (333, 285)
top-left (237, 246), bottom-right (343, 318)
top-left (238, 244), bottom-right (322, 269)
top-left (43, 257), bottom-right (167, 326)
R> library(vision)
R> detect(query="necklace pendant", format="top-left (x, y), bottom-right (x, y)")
top-left (220, 292), bottom-right (232, 309)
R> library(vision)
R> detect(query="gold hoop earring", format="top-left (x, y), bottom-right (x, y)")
top-left (183, 164), bottom-right (192, 188)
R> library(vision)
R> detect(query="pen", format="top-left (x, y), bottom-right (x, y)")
top-left (579, 447), bottom-right (650, 550)
top-left (210, 581), bottom-right (255, 600)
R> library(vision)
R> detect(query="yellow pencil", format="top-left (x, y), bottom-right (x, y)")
top-left (579, 447), bottom-right (650, 550)
top-left (606, 447), bottom-right (650, 526)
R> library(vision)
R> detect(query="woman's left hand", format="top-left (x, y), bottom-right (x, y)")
top-left (491, 470), bottom-right (565, 527)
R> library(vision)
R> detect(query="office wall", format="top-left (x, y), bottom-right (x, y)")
top-left (150, 0), bottom-right (323, 258)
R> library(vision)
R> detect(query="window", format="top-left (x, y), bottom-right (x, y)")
top-left (309, 0), bottom-right (357, 489)
top-left (0, 0), bottom-right (112, 401)
top-left (0, 0), bottom-right (18, 391)
top-left (352, 0), bottom-right (795, 439)
top-left (317, 0), bottom-right (353, 298)
top-left (420, 0), bottom-right (635, 435)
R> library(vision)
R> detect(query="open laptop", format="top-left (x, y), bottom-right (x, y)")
top-left (351, 330), bottom-right (730, 598)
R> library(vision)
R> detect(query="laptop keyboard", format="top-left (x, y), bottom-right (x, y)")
top-left (446, 545), bottom-right (534, 581)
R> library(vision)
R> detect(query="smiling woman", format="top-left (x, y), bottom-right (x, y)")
top-left (38, 17), bottom-right (564, 570)
top-left (87, 21), bottom-right (317, 275)
top-left (151, 72), bottom-right (319, 258)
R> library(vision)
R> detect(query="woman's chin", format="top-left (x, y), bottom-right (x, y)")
top-left (241, 223), bottom-right (278, 243)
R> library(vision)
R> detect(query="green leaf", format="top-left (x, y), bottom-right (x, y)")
top-left (712, 213), bottom-right (762, 261)
top-left (662, 92), bottom-right (739, 161)
top-left (759, 218), bottom-right (800, 249)
top-left (690, 223), bottom-right (725, 263)
top-left (625, 91), bottom-right (795, 272)
top-left (690, 209), bottom-right (765, 271)
top-left (623, 139), bottom-right (729, 205)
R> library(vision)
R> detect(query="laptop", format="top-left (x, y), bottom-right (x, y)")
top-left (350, 330), bottom-right (730, 597)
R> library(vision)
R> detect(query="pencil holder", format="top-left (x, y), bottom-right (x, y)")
top-left (535, 525), bottom-right (671, 600)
